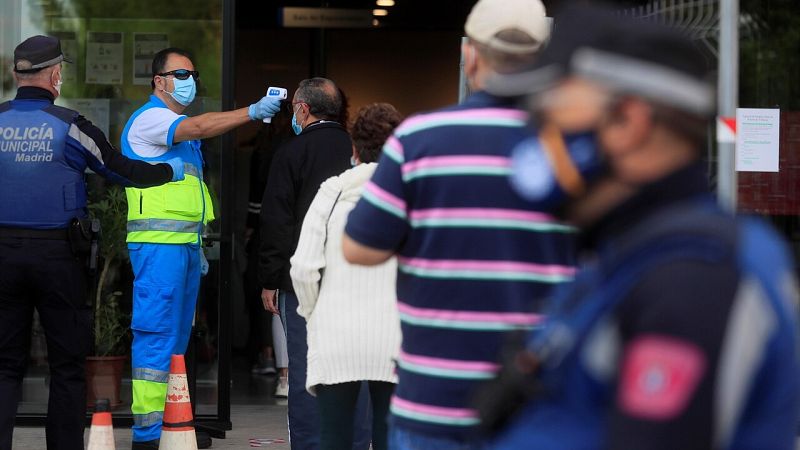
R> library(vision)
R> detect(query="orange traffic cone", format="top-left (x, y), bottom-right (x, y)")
top-left (159, 354), bottom-right (198, 450)
top-left (87, 398), bottom-right (115, 450)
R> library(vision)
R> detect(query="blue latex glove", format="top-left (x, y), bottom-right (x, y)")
top-left (165, 157), bottom-right (185, 182)
top-left (200, 248), bottom-right (209, 276)
top-left (248, 96), bottom-right (282, 121)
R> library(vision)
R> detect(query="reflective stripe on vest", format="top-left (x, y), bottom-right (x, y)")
top-left (126, 219), bottom-right (204, 245)
top-left (127, 218), bottom-right (203, 233)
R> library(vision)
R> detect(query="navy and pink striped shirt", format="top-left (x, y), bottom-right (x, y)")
top-left (345, 92), bottom-right (576, 440)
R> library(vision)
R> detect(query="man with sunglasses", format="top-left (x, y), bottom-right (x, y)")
top-left (0, 35), bottom-right (183, 450)
top-left (121, 47), bottom-right (281, 450)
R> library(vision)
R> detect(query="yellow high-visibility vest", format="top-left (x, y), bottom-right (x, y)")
top-left (125, 162), bottom-right (215, 244)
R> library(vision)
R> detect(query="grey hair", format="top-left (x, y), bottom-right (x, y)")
top-left (295, 78), bottom-right (342, 121)
top-left (14, 64), bottom-right (56, 82)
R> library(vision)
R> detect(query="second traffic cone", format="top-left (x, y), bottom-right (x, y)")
top-left (87, 398), bottom-right (115, 450)
top-left (159, 355), bottom-right (198, 450)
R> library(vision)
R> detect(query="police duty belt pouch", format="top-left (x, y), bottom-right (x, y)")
top-left (68, 217), bottom-right (97, 256)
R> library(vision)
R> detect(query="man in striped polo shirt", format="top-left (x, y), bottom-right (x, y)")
top-left (342, 0), bottom-right (575, 448)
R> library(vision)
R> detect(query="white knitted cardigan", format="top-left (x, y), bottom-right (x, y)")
top-left (290, 163), bottom-right (401, 395)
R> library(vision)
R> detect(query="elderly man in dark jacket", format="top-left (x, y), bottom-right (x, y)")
top-left (258, 77), bottom-right (352, 449)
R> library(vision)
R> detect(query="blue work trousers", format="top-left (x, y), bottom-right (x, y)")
top-left (129, 243), bottom-right (201, 443)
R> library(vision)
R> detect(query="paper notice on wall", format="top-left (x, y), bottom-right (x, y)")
top-left (736, 108), bottom-right (780, 172)
top-left (133, 33), bottom-right (169, 85)
top-left (60, 98), bottom-right (110, 136)
top-left (86, 31), bottom-right (123, 85)
top-left (51, 31), bottom-right (78, 83)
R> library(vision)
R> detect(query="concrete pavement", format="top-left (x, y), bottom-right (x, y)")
top-left (11, 403), bottom-right (289, 449)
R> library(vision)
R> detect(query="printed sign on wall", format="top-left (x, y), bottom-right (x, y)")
top-left (133, 33), bottom-right (169, 86)
top-left (86, 31), bottom-right (123, 85)
top-left (51, 31), bottom-right (78, 83)
top-left (736, 108), bottom-right (780, 172)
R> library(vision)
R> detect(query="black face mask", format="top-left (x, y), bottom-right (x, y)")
top-left (509, 124), bottom-right (609, 216)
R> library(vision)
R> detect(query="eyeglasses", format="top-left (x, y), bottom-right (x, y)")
top-left (157, 69), bottom-right (200, 81)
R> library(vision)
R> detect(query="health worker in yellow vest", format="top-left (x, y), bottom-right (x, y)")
top-left (121, 47), bottom-right (281, 450)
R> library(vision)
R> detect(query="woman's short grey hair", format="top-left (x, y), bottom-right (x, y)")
top-left (295, 78), bottom-right (342, 121)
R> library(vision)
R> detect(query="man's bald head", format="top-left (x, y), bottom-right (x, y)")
top-left (295, 78), bottom-right (342, 121)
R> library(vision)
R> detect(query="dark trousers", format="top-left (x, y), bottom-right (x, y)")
top-left (317, 381), bottom-right (394, 450)
top-left (0, 238), bottom-right (90, 450)
top-left (280, 291), bottom-right (371, 450)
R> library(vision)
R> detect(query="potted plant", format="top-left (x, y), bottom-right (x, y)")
top-left (86, 185), bottom-right (131, 409)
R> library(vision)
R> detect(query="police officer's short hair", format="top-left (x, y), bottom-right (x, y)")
top-left (13, 65), bottom-right (48, 82)
top-left (295, 78), bottom-right (342, 122)
top-left (151, 48), bottom-right (194, 90)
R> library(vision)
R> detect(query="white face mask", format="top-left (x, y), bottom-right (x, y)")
top-left (53, 72), bottom-right (63, 95)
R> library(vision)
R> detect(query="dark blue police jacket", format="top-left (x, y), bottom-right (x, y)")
top-left (491, 165), bottom-right (800, 450)
top-left (0, 93), bottom-right (84, 229)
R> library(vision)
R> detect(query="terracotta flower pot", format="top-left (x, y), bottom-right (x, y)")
top-left (86, 355), bottom-right (127, 410)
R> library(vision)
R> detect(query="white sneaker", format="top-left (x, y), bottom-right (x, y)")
top-left (275, 376), bottom-right (289, 398)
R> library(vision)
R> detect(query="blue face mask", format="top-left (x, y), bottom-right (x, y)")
top-left (509, 127), bottom-right (605, 211)
top-left (291, 110), bottom-right (303, 135)
top-left (166, 76), bottom-right (196, 106)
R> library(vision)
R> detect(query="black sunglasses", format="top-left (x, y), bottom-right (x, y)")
top-left (158, 69), bottom-right (199, 81)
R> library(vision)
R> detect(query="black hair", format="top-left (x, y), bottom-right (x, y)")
top-left (151, 47), bottom-right (193, 90)
top-left (295, 78), bottom-right (342, 121)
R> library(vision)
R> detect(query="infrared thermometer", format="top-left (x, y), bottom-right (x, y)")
top-left (263, 86), bottom-right (288, 123)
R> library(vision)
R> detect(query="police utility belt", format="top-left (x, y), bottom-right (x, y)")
top-left (0, 218), bottom-right (101, 271)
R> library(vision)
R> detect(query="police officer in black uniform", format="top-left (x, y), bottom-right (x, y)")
top-left (0, 35), bottom-right (184, 450)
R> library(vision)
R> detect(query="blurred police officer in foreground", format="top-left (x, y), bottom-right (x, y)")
top-left (478, 5), bottom-right (800, 449)
top-left (0, 35), bottom-right (182, 450)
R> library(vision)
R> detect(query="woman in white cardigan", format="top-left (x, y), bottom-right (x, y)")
top-left (290, 103), bottom-right (403, 450)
